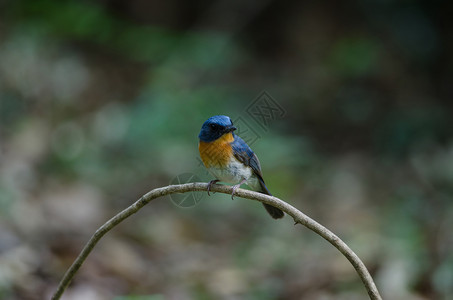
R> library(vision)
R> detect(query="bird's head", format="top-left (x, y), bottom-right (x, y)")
top-left (198, 115), bottom-right (237, 142)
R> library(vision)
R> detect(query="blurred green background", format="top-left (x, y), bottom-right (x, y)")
top-left (1, 0), bottom-right (452, 299)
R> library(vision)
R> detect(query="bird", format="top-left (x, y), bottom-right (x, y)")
top-left (198, 115), bottom-right (284, 219)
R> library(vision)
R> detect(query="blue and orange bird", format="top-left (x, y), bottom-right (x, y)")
top-left (198, 115), bottom-right (284, 219)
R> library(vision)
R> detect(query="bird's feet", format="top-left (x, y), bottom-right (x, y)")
top-left (231, 179), bottom-right (247, 200)
top-left (207, 179), bottom-right (219, 196)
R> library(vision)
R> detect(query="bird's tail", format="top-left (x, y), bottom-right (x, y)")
top-left (258, 179), bottom-right (284, 219)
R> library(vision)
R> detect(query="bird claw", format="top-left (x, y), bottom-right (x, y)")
top-left (231, 184), bottom-right (239, 200)
top-left (231, 179), bottom-right (247, 200)
top-left (207, 179), bottom-right (219, 196)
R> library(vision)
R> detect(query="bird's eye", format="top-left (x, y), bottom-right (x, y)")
top-left (210, 124), bottom-right (218, 130)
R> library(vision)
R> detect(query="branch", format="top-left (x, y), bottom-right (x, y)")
top-left (51, 183), bottom-right (382, 300)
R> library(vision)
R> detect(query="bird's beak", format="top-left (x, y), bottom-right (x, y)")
top-left (225, 125), bottom-right (237, 133)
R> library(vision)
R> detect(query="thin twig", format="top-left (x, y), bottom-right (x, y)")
top-left (51, 183), bottom-right (382, 300)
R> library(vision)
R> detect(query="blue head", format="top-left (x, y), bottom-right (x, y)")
top-left (198, 115), bottom-right (237, 142)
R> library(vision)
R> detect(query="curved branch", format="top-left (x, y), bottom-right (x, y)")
top-left (51, 183), bottom-right (382, 300)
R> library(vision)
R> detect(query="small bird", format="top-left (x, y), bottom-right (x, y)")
top-left (198, 115), bottom-right (284, 219)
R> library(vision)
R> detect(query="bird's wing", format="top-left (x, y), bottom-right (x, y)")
top-left (231, 135), bottom-right (267, 187)
top-left (231, 134), bottom-right (283, 218)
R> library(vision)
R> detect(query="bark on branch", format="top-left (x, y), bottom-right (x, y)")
top-left (51, 182), bottom-right (382, 300)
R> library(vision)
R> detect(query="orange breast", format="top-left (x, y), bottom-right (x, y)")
top-left (199, 133), bottom-right (234, 168)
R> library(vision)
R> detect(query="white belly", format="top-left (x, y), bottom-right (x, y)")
top-left (206, 156), bottom-right (260, 190)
